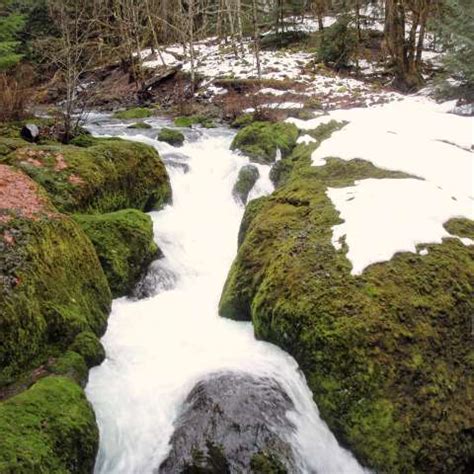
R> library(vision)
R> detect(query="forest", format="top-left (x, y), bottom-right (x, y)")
top-left (0, 1), bottom-right (473, 473)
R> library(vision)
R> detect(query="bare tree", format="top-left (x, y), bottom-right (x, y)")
top-left (43, 0), bottom-right (98, 142)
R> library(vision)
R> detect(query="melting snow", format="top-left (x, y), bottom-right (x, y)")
top-left (290, 97), bottom-right (474, 274)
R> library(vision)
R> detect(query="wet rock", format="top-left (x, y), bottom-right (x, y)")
top-left (232, 165), bottom-right (259, 204)
top-left (164, 159), bottom-right (190, 173)
top-left (163, 152), bottom-right (191, 173)
top-left (230, 122), bottom-right (298, 164)
top-left (158, 372), bottom-right (298, 473)
top-left (158, 128), bottom-right (185, 147)
top-left (132, 260), bottom-right (177, 299)
top-left (20, 124), bottom-right (39, 142)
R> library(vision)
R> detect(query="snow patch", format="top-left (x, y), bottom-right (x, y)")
top-left (328, 178), bottom-right (473, 275)
top-left (292, 96), bottom-right (474, 273)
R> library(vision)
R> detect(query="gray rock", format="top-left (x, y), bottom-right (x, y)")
top-left (232, 165), bottom-right (260, 205)
top-left (20, 124), bottom-right (40, 142)
top-left (158, 372), bottom-right (297, 473)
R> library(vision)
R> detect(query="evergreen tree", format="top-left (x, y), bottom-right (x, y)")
top-left (0, 11), bottom-right (25, 70)
top-left (440, 0), bottom-right (474, 90)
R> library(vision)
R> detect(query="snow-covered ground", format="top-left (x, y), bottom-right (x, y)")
top-left (136, 14), bottom-right (407, 110)
top-left (288, 97), bottom-right (474, 274)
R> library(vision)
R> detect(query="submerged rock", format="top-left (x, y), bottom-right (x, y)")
top-left (159, 372), bottom-right (298, 473)
top-left (162, 151), bottom-right (190, 173)
top-left (132, 259), bottom-right (177, 299)
top-left (219, 143), bottom-right (474, 472)
top-left (127, 121), bottom-right (152, 129)
top-left (158, 128), bottom-right (185, 147)
top-left (73, 209), bottom-right (160, 298)
top-left (233, 164), bottom-right (259, 204)
top-left (230, 122), bottom-right (298, 164)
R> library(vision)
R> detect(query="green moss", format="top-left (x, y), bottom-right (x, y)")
top-left (444, 217), bottom-right (474, 240)
top-left (233, 165), bottom-right (260, 204)
top-left (113, 107), bottom-right (153, 120)
top-left (73, 209), bottom-right (159, 297)
top-left (3, 137), bottom-right (172, 214)
top-left (158, 128), bottom-right (185, 147)
top-left (230, 122), bottom-right (299, 164)
top-left (0, 376), bottom-right (99, 473)
top-left (0, 211), bottom-right (111, 387)
top-left (174, 115), bottom-right (216, 128)
top-left (49, 351), bottom-right (88, 386)
top-left (231, 113), bottom-right (255, 129)
top-left (69, 331), bottom-right (105, 369)
top-left (127, 121), bottom-right (152, 129)
top-left (270, 121), bottom-right (346, 188)
top-left (0, 136), bottom-right (29, 157)
top-left (251, 452), bottom-right (287, 473)
top-left (219, 144), bottom-right (474, 472)
top-left (68, 134), bottom-right (100, 148)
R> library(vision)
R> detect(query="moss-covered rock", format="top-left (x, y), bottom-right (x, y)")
top-left (230, 122), bottom-right (299, 164)
top-left (69, 331), bottom-right (105, 369)
top-left (113, 107), bottom-right (154, 120)
top-left (157, 128), bottom-right (185, 147)
top-left (0, 375), bottom-right (99, 473)
top-left (233, 164), bottom-right (260, 204)
top-left (251, 452), bottom-right (287, 473)
top-left (174, 115), bottom-right (216, 128)
top-left (73, 209), bottom-right (160, 297)
top-left (444, 217), bottom-right (474, 240)
top-left (0, 165), bottom-right (111, 387)
top-left (48, 351), bottom-right (89, 387)
top-left (270, 121), bottom-right (346, 188)
top-left (231, 113), bottom-right (255, 129)
top-left (219, 144), bottom-right (474, 473)
top-left (127, 121), bottom-right (152, 129)
top-left (2, 137), bottom-right (172, 214)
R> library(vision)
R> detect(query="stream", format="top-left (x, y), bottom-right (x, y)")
top-left (85, 115), bottom-right (367, 473)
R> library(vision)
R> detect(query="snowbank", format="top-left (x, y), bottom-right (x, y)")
top-left (290, 97), bottom-right (474, 274)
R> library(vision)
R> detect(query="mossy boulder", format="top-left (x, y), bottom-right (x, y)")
top-left (231, 113), bottom-right (255, 129)
top-left (0, 375), bottom-right (99, 473)
top-left (270, 121), bottom-right (347, 188)
top-left (444, 217), bottom-right (474, 240)
top-left (233, 164), bottom-right (260, 204)
top-left (0, 164), bottom-right (111, 387)
top-left (2, 137), bottom-right (172, 214)
top-left (69, 331), bottom-right (105, 369)
top-left (113, 107), bottom-right (153, 120)
top-left (219, 144), bottom-right (474, 472)
top-left (174, 115), bottom-right (216, 128)
top-left (48, 351), bottom-right (89, 386)
top-left (73, 209), bottom-right (160, 297)
top-left (230, 122), bottom-right (299, 164)
top-left (158, 128), bottom-right (185, 147)
top-left (127, 121), bottom-right (152, 129)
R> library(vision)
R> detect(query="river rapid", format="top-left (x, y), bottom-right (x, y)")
top-left (85, 115), bottom-right (367, 474)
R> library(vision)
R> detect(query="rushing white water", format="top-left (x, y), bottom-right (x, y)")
top-left (85, 117), bottom-right (367, 474)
